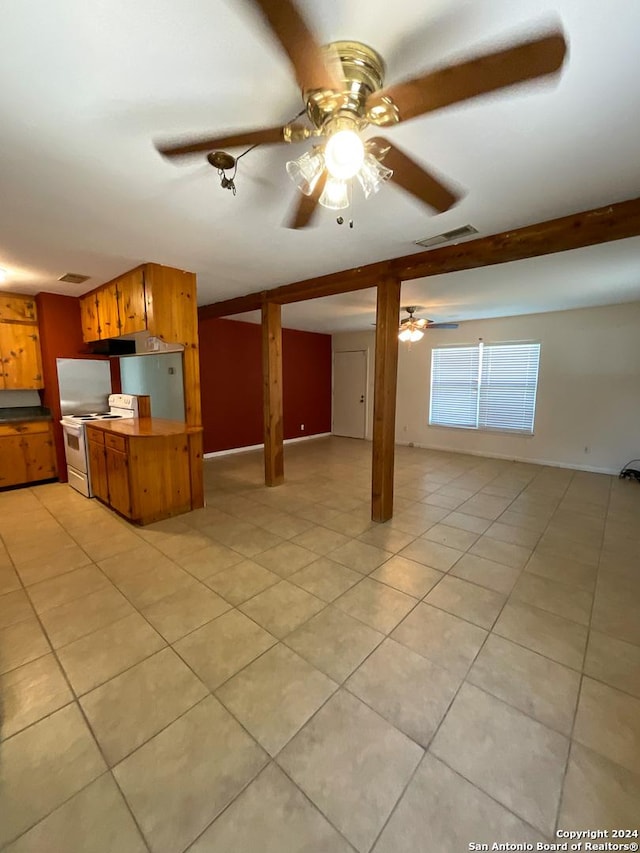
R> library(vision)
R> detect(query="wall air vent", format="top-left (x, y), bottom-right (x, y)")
top-left (414, 224), bottom-right (478, 249)
top-left (58, 273), bottom-right (90, 284)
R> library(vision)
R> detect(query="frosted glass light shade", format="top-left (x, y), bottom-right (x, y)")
top-left (398, 328), bottom-right (412, 342)
top-left (286, 149), bottom-right (325, 196)
top-left (357, 153), bottom-right (393, 199)
top-left (319, 176), bottom-right (350, 210)
top-left (409, 329), bottom-right (424, 342)
top-left (324, 130), bottom-right (365, 180)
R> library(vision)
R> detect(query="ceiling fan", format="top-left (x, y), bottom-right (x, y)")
top-left (372, 306), bottom-right (459, 341)
top-left (156, 0), bottom-right (567, 229)
top-left (398, 306), bottom-right (459, 341)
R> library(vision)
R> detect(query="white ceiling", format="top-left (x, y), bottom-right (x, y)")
top-left (1, 0), bottom-right (640, 332)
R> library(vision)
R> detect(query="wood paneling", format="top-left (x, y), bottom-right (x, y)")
top-left (118, 269), bottom-right (147, 336)
top-left (262, 302), bottom-right (284, 486)
top-left (200, 196), bottom-right (640, 315)
top-left (0, 323), bottom-right (43, 389)
top-left (371, 278), bottom-right (401, 522)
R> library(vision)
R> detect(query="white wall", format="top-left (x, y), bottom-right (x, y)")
top-left (332, 302), bottom-right (640, 474)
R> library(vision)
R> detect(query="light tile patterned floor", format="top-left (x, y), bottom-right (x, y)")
top-left (1, 436), bottom-right (639, 852)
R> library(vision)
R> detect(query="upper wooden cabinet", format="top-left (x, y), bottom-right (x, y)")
top-left (98, 281), bottom-right (120, 339)
top-left (0, 293), bottom-right (44, 390)
top-left (0, 294), bottom-right (36, 323)
top-left (79, 267), bottom-right (146, 342)
top-left (118, 269), bottom-right (146, 335)
top-left (79, 292), bottom-right (99, 342)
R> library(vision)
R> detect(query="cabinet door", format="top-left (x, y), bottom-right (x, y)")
top-left (88, 439), bottom-right (109, 502)
top-left (80, 294), bottom-right (100, 342)
top-left (23, 429), bottom-right (57, 482)
top-left (105, 447), bottom-right (131, 517)
top-left (0, 323), bottom-right (44, 389)
top-left (0, 294), bottom-right (37, 323)
top-left (97, 282), bottom-right (120, 339)
top-left (118, 269), bottom-right (146, 336)
top-left (0, 435), bottom-right (28, 487)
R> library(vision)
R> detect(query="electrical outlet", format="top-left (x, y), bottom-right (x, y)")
top-left (300, 424), bottom-right (305, 431)
top-left (584, 446), bottom-right (590, 454)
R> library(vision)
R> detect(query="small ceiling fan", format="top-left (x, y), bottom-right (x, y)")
top-left (399, 306), bottom-right (459, 341)
top-left (156, 0), bottom-right (567, 228)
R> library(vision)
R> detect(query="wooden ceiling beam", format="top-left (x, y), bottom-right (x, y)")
top-left (199, 196), bottom-right (640, 316)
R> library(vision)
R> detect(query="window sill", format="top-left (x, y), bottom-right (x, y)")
top-left (428, 423), bottom-right (535, 437)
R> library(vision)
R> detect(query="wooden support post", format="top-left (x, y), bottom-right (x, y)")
top-left (262, 301), bottom-right (284, 486)
top-left (371, 277), bottom-right (401, 522)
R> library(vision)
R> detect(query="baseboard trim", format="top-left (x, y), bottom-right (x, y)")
top-left (394, 440), bottom-right (619, 475)
top-left (204, 432), bottom-right (332, 459)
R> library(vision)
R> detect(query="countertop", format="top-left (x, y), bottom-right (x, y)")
top-left (86, 417), bottom-right (201, 438)
top-left (0, 406), bottom-right (52, 423)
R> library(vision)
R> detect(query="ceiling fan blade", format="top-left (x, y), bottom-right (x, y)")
top-left (157, 125), bottom-right (304, 159)
top-left (425, 323), bottom-right (459, 329)
top-left (287, 171), bottom-right (327, 229)
top-left (367, 31), bottom-right (566, 123)
top-left (248, 0), bottom-right (341, 92)
top-left (369, 137), bottom-right (459, 212)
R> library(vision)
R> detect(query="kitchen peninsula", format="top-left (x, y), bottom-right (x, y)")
top-left (86, 417), bottom-right (202, 525)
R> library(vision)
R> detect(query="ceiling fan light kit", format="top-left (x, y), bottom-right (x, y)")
top-left (156, 0), bottom-right (567, 229)
top-left (397, 306), bottom-right (460, 342)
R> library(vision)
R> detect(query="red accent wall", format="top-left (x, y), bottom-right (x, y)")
top-left (199, 317), bottom-right (331, 453)
top-left (36, 293), bottom-right (120, 481)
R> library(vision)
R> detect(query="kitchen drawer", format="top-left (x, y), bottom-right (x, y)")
top-left (86, 427), bottom-right (105, 445)
top-left (0, 421), bottom-right (51, 437)
top-left (105, 433), bottom-right (127, 453)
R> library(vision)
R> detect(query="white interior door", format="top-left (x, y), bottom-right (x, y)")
top-left (333, 350), bottom-right (367, 438)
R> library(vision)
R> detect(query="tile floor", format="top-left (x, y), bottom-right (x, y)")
top-left (1, 436), bottom-right (639, 852)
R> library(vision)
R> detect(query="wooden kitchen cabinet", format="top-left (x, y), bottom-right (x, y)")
top-left (105, 445), bottom-right (132, 517)
top-left (87, 434), bottom-right (109, 503)
top-left (97, 281), bottom-right (121, 339)
top-left (0, 293), bottom-right (44, 390)
top-left (0, 421), bottom-right (56, 488)
top-left (79, 293), bottom-right (99, 343)
top-left (79, 263), bottom-right (203, 513)
top-left (0, 322), bottom-right (44, 389)
top-left (80, 268), bottom-right (146, 342)
top-left (118, 268), bottom-right (146, 336)
top-left (0, 294), bottom-right (36, 323)
top-left (86, 421), bottom-right (193, 525)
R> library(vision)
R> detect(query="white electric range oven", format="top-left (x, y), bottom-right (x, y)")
top-left (61, 393), bottom-right (141, 497)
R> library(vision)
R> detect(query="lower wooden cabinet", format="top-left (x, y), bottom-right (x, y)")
top-left (86, 425), bottom-right (191, 525)
top-left (87, 434), bottom-right (109, 503)
top-left (0, 421), bottom-right (57, 488)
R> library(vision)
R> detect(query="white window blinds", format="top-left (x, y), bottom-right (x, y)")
top-left (430, 346), bottom-right (480, 429)
top-left (429, 342), bottom-right (540, 434)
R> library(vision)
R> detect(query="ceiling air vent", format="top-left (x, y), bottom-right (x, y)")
top-left (414, 224), bottom-right (478, 249)
top-left (58, 273), bottom-right (91, 284)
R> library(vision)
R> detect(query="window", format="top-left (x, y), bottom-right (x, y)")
top-left (429, 342), bottom-right (541, 434)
